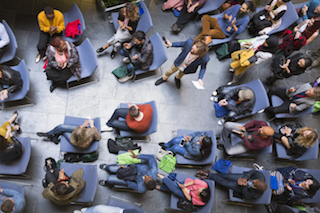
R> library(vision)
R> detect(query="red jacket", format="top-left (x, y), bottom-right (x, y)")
top-left (241, 120), bottom-right (273, 150)
top-left (126, 104), bottom-right (153, 133)
top-left (65, 19), bottom-right (81, 38)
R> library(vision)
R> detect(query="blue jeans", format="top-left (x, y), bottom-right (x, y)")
top-left (209, 173), bottom-right (242, 192)
top-left (105, 164), bottom-right (127, 186)
top-left (164, 136), bottom-right (187, 155)
top-left (160, 178), bottom-right (186, 199)
top-left (47, 124), bottom-right (78, 142)
top-left (106, 108), bottom-right (133, 132)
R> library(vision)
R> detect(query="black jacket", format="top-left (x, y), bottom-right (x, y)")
top-left (238, 170), bottom-right (265, 200)
top-left (0, 136), bottom-right (23, 162)
top-left (0, 66), bottom-right (23, 94)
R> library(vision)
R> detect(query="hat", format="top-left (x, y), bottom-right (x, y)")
top-left (238, 89), bottom-right (254, 101)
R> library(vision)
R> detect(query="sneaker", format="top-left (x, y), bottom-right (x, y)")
top-left (119, 74), bottom-right (133, 83)
top-left (204, 36), bottom-right (212, 45)
top-left (175, 77), bottom-right (181, 89)
top-left (217, 118), bottom-right (225, 126)
top-left (123, 57), bottom-right (130, 63)
top-left (212, 91), bottom-right (218, 96)
top-left (36, 132), bottom-right (51, 138)
top-left (43, 56), bottom-right (47, 61)
top-left (101, 125), bottom-right (113, 132)
top-left (312, 59), bottom-right (320, 67)
top-left (210, 97), bottom-right (218, 102)
top-left (229, 68), bottom-right (234, 72)
top-left (96, 47), bottom-right (105, 53)
top-left (155, 78), bottom-right (166, 86)
top-left (172, 24), bottom-right (181, 33)
top-left (35, 53), bottom-right (41, 63)
top-left (306, 50), bottom-right (319, 58)
top-left (227, 81), bottom-right (233, 86)
top-left (80, 208), bottom-right (88, 213)
top-left (253, 163), bottom-right (264, 170)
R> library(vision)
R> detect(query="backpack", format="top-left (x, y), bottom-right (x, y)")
top-left (177, 198), bottom-right (199, 212)
top-left (82, 151), bottom-right (99, 162)
top-left (115, 135), bottom-right (135, 149)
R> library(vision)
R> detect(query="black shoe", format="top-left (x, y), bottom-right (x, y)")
top-left (217, 142), bottom-right (224, 150)
top-left (37, 132), bottom-right (51, 138)
top-left (175, 77), bottom-right (181, 89)
top-left (50, 84), bottom-right (57, 93)
top-left (96, 47), bottom-right (105, 53)
top-left (155, 78), bottom-right (166, 86)
top-left (110, 50), bottom-right (116, 59)
top-left (13, 111), bottom-right (18, 121)
top-left (215, 134), bottom-right (221, 141)
top-left (42, 179), bottom-right (48, 188)
top-left (99, 180), bottom-right (112, 187)
top-left (158, 142), bottom-right (166, 150)
top-left (265, 204), bottom-right (273, 213)
top-left (14, 123), bottom-right (21, 133)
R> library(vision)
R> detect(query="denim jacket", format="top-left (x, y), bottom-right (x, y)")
top-left (184, 131), bottom-right (206, 160)
top-left (0, 189), bottom-right (26, 213)
top-left (126, 154), bottom-right (157, 193)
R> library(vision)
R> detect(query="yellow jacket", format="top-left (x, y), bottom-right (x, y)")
top-left (37, 10), bottom-right (65, 36)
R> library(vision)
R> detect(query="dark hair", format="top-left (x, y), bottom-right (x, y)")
top-left (245, 1), bottom-right (256, 12)
top-left (44, 6), bottom-right (54, 15)
top-left (309, 178), bottom-right (320, 196)
top-left (0, 135), bottom-right (8, 151)
top-left (304, 57), bottom-right (312, 68)
top-left (132, 31), bottom-right (146, 41)
top-left (200, 136), bottom-right (212, 159)
top-left (129, 105), bottom-right (140, 117)
top-left (55, 182), bottom-right (68, 195)
top-left (146, 179), bottom-right (156, 190)
top-left (200, 187), bottom-right (211, 203)
top-left (1, 199), bottom-right (14, 213)
top-left (50, 36), bottom-right (63, 48)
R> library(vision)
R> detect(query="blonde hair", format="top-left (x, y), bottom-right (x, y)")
top-left (123, 2), bottom-right (139, 22)
top-left (295, 127), bottom-right (318, 148)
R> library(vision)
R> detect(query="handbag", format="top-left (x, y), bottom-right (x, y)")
top-left (177, 198), bottom-right (198, 212)
top-left (156, 148), bottom-right (174, 161)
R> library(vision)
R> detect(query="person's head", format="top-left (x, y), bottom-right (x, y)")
top-left (124, 2), bottom-right (139, 21)
top-left (238, 89), bottom-right (254, 102)
top-left (132, 31), bottom-right (145, 46)
top-left (0, 65), bottom-right (3, 79)
top-left (0, 135), bottom-right (8, 151)
top-left (54, 182), bottom-right (69, 195)
top-left (241, 2), bottom-right (256, 14)
top-left (297, 57), bottom-right (312, 68)
top-left (305, 87), bottom-right (320, 97)
top-left (295, 127), bottom-right (318, 148)
top-left (44, 6), bottom-right (54, 21)
top-left (191, 40), bottom-right (208, 59)
top-left (144, 175), bottom-right (156, 190)
top-left (198, 187), bottom-right (211, 203)
top-left (314, 3), bottom-right (320, 14)
top-left (253, 179), bottom-right (268, 192)
top-left (262, 36), bottom-right (279, 52)
top-left (1, 198), bottom-right (14, 213)
top-left (277, 0), bottom-right (290, 4)
top-left (129, 104), bottom-right (140, 118)
top-left (72, 126), bottom-right (87, 144)
top-left (51, 36), bottom-right (67, 52)
top-left (308, 178), bottom-right (320, 196)
top-left (199, 136), bottom-right (213, 159)
top-left (259, 126), bottom-right (274, 137)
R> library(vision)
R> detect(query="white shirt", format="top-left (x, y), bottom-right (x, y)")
top-left (177, 52), bottom-right (198, 72)
top-left (0, 22), bottom-right (10, 49)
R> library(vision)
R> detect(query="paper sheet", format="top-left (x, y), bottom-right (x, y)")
top-left (192, 81), bottom-right (205, 90)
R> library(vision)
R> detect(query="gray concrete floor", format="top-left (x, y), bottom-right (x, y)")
top-left (0, 0), bottom-right (320, 212)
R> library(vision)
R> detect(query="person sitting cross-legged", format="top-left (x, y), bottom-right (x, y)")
top-left (195, 2), bottom-right (256, 44)
top-left (99, 151), bottom-right (157, 194)
top-left (197, 169), bottom-right (267, 200)
top-left (216, 120), bottom-right (274, 155)
top-left (105, 102), bottom-right (153, 133)
top-left (36, 118), bottom-right (101, 148)
top-left (267, 83), bottom-right (320, 115)
top-left (211, 86), bottom-right (255, 125)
